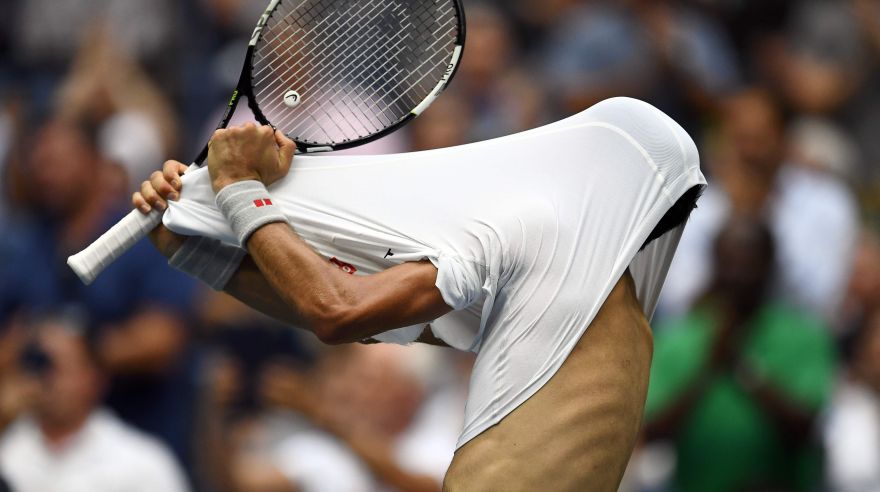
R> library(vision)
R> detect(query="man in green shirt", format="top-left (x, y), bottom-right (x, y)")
top-left (644, 218), bottom-right (837, 492)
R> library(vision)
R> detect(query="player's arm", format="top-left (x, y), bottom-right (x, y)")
top-left (242, 222), bottom-right (451, 344)
top-left (140, 126), bottom-right (452, 344)
top-left (209, 124), bottom-right (453, 344)
top-left (147, 222), bottom-right (299, 326)
top-left (150, 220), bottom-right (451, 346)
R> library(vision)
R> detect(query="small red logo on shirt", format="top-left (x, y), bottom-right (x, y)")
top-left (253, 198), bottom-right (273, 208)
top-left (329, 257), bottom-right (357, 274)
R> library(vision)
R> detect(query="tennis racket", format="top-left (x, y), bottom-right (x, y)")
top-left (68, 0), bottom-right (466, 284)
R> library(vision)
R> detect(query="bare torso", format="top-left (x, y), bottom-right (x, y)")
top-left (443, 270), bottom-right (653, 492)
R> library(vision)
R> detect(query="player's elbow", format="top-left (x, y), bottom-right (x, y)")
top-left (312, 321), bottom-right (350, 345)
top-left (308, 305), bottom-right (360, 345)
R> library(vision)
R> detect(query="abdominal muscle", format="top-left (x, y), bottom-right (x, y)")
top-left (443, 270), bottom-right (653, 492)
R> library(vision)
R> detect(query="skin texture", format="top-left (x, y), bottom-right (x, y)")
top-left (137, 125), bottom-right (452, 344)
top-left (443, 271), bottom-right (653, 492)
top-left (135, 123), bottom-right (652, 490)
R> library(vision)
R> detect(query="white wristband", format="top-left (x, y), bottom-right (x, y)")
top-left (215, 180), bottom-right (288, 246)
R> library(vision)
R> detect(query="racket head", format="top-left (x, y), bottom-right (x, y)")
top-left (242, 0), bottom-right (466, 153)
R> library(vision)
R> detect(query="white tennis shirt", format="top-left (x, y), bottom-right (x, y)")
top-left (165, 97), bottom-right (706, 447)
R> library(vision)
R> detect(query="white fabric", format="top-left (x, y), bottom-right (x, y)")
top-left (659, 164), bottom-right (858, 322)
top-left (271, 431), bottom-right (375, 492)
top-left (824, 380), bottom-right (880, 492)
top-left (165, 97), bottom-right (706, 447)
top-left (394, 386), bottom-right (466, 481)
top-left (0, 410), bottom-right (189, 492)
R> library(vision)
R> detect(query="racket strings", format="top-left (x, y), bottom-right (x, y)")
top-left (258, 1), bottom-right (408, 138)
top-left (251, 0), bottom-right (460, 146)
top-left (260, 0), bottom-right (432, 137)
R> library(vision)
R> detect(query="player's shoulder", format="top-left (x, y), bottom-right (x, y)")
top-left (579, 97), bottom-right (701, 178)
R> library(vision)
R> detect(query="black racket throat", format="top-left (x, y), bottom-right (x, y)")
top-left (194, 54), bottom-right (272, 166)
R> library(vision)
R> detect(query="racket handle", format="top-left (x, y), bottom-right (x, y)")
top-left (67, 208), bottom-right (164, 285)
top-left (68, 163), bottom-right (200, 285)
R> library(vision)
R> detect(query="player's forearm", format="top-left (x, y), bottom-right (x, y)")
top-left (222, 256), bottom-right (306, 326)
top-left (148, 224), bottom-right (188, 259)
top-left (148, 224), bottom-right (304, 326)
top-left (245, 223), bottom-right (450, 344)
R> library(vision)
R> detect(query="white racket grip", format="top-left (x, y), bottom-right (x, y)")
top-left (68, 163), bottom-right (200, 285)
top-left (67, 208), bottom-right (163, 284)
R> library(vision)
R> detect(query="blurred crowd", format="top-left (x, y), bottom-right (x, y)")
top-left (0, 0), bottom-right (879, 491)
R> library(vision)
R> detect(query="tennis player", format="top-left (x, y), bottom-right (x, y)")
top-left (135, 97), bottom-right (705, 491)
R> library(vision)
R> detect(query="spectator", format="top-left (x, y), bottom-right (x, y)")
top-left (644, 217), bottom-right (837, 492)
top-left (11, 0), bottom-right (180, 71)
top-left (771, 0), bottom-right (867, 115)
top-left (259, 344), bottom-right (465, 491)
top-left (450, 4), bottom-right (546, 142)
top-left (196, 343), bottom-right (466, 492)
top-left (3, 0), bottom-right (880, 488)
top-left (540, 0), bottom-right (741, 134)
top-left (660, 88), bottom-right (858, 323)
top-left (0, 319), bottom-right (38, 435)
top-left (0, 315), bottom-right (189, 492)
top-left (773, 0), bottom-right (880, 189)
top-left (410, 91), bottom-right (473, 151)
top-left (841, 229), bottom-right (880, 336)
top-left (825, 309), bottom-right (880, 491)
top-left (54, 31), bottom-right (181, 190)
top-left (0, 114), bottom-right (198, 470)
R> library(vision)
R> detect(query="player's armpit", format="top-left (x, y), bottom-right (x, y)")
top-left (359, 325), bottom-right (452, 348)
top-left (245, 222), bottom-right (452, 345)
top-left (417, 325), bottom-right (452, 347)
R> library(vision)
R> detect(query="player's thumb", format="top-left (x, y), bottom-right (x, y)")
top-left (275, 130), bottom-right (296, 169)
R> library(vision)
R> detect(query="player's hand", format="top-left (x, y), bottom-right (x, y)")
top-left (133, 160), bottom-right (189, 258)
top-left (207, 123), bottom-right (295, 193)
top-left (133, 160), bottom-right (188, 214)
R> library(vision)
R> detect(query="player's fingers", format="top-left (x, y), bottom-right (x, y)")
top-left (142, 178), bottom-right (168, 211)
top-left (275, 130), bottom-right (296, 167)
top-left (210, 128), bottom-right (227, 144)
top-left (150, 171), bottom-right (179, 201)
top-left (163, 161), bottom-right (183, 191)
top-left (259, 125), bottom-right (275, 145)
top-left (132, 192), bottom-right (151, 214)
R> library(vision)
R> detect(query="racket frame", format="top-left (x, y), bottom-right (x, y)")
top-left (67, 0), bottom-right (466, 285)
top-left (241, 0), bottom-right (467, 154)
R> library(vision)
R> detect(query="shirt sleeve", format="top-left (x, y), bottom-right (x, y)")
top-left (432, 254), bottom-right (486, 311)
